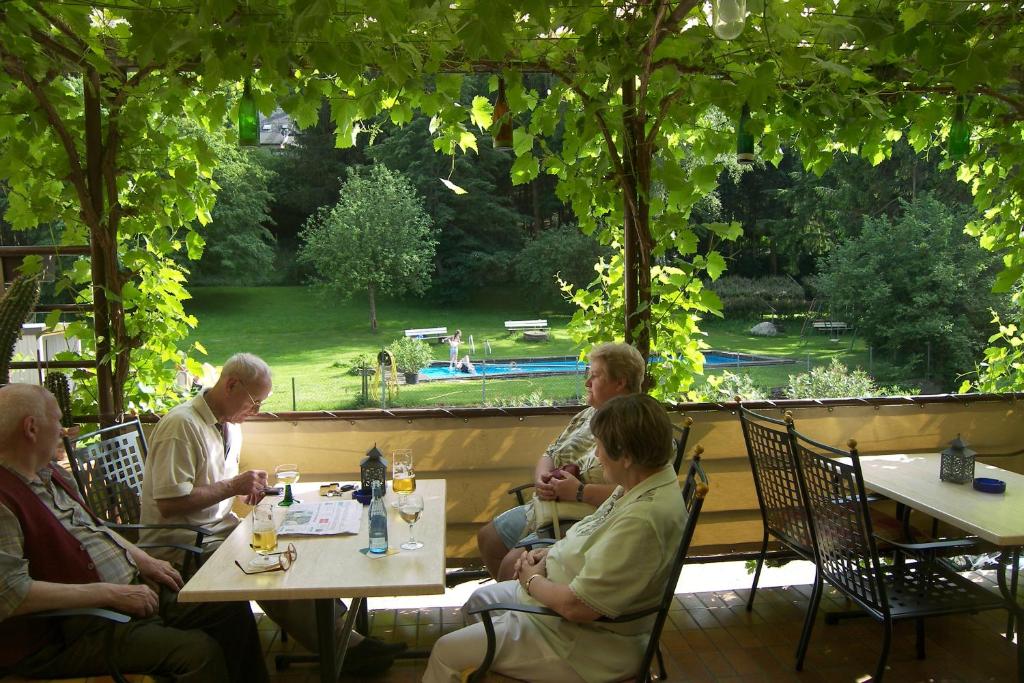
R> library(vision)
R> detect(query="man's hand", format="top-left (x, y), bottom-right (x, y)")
top-left (231, 470), bottom-right (267, 499)
top-left (549, 471), bottom-right (582, 501)
top-left (132, 549), bottom-right (183, 592)
top-left (104, 583), bottom-right (159, 618)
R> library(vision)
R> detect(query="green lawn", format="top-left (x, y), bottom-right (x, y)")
top-left (184, 287), bottom-right (881, 410)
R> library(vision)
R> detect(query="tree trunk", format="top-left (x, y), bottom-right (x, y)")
top-left (620, 78), bottom-right (653, 390)
top-left (84, 73), bottom-right (117, 425)
top-left (368, 284), bottom-right (378, 331)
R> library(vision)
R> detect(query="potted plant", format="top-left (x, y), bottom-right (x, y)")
top-left (387, 337), bottom-right (432, 385)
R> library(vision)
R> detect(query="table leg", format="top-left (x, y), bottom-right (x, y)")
top-left (996, 548), bottom-right (1023, 683)
top-left (316, 596), bottom-right (363, 683)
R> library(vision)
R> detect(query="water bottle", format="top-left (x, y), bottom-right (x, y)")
top-left (368, 481), bottom-right (388, 554)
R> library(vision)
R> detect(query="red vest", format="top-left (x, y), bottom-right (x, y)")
top-left (0, 463), bottom-right (103, 667)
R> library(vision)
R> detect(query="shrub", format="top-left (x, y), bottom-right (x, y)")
top-left (711, 275), bottom-right (806, 318)
top-left (785, 358), bottom-right (878, 399)
top-left (697, 371), bottom-right (767, 401)
top-left (386, 337), bottom-right (433, 373)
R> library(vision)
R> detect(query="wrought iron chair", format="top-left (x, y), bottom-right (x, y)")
top-left (465, 452), bottom-right (710, 683)
top-left (63, 420), bottom-right (211, 576)
top-left (738, 405), bottom-right (814, 611)
top-left (789, 429), bottom-right (1005, 681)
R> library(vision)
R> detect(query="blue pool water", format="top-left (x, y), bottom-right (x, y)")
top-left (418, 353), bottom-right (785, 380)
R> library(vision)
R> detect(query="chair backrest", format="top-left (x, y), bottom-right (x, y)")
top-left (64, 420), bottom-right (149, 525)
top-left (788, 429), bottom-right (888, 618)
top-left (738, 405), bottom-right (813, 557)
top-left (634, 453), bottom-right (710, 681)
top-left (671, 416), bottom-right (693, 474)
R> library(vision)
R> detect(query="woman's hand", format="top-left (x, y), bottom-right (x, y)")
top-left (516, 550), bottom-right (547, 590)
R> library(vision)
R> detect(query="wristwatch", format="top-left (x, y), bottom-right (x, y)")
top-left (575, 482), bottom-right (586, 502)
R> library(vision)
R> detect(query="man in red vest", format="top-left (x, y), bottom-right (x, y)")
top-left (0, 383), bottom-right (267, 682)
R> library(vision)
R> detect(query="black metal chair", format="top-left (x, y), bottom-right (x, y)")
top-left (466, 452), bottom-right (710, 683)
top-left (789, 429), bottom-right (1005, 681)
top-left (63, 420), bottom-right (211, 576)
top-left (738, 405), bottom-right (814, 611)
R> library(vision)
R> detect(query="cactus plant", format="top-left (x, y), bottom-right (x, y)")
top-left (0, 273), bottom-right (41, 385)
top-left (45, 371), bottom-right (74, 427)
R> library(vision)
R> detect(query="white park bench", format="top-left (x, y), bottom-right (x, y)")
top-left (812, 321), bottom-right (850, 334)
top-left (504, 319), bottom-right (549, 333)
top-left (404, 327), bottom-right (449, 342)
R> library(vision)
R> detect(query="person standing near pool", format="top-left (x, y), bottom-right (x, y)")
top-left (475, 342), bottom-right (645, 580)
top-left (447, 330), bottom-right (462, 369)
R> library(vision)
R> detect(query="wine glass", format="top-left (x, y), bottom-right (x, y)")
top-left (275, 463), bottom-right (300, 507)
top-left (250, 503), bottom-right (279, 567)
top-left (392, 449), bottom-right (415, 508)
top-left (399, 493), bottom-right (424, 550)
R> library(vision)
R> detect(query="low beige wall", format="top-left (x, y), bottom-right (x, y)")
top-left (238, 396), bottom-right (1024, 562)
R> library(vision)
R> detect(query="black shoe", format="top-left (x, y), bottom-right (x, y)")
top-left (340, 651), bottom-right (397, 678)
top-left (352, 637), bottom-right (409, 657)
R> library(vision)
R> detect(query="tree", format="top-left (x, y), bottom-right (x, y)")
top-left (514, 224), bottom-right (608, 309)
top-left (298, 165), bottom-right (435, 331)
top-left (367, 114), bottom-right (528, 301)
top-left (818, 195), bottom-right (1006, 389)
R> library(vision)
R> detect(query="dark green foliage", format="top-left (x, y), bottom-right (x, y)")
top-left (513, 224), bottom-right (608, 308)
top-left (817, 195), bottom-right (1005, 389)
top-left (188, 133), bottom-right (277, 286)
top-left (44, 372), bottom-right (74, 427)
top-left (367, 116), bottom-right (528, 301)
top-left (0, 273), bottom-right (40, 385)
top-left (710, 276), bottom-right (806, 317)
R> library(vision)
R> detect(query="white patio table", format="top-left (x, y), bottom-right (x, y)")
top-left (857, 454), bottom-right (1023, 681)
top-left (178, 478), bottom-right (447, 683)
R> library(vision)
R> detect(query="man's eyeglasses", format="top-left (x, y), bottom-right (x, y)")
top-left (241, 382), bottom-right (269, 411)
top-left (235, 543), bottom-right (297, 574)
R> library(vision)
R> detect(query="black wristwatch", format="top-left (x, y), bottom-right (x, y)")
top-left (575, 482), bottom-right (586, 502)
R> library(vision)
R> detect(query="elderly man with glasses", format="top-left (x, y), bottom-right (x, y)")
top-left (141, 352), bottom-right (405, 676)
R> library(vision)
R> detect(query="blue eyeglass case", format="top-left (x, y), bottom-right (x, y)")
top-left (973, 477), bottom-right (1007, 494)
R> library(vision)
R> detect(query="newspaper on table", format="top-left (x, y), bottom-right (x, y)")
top-left (277, 500), bottom-right (362, 536)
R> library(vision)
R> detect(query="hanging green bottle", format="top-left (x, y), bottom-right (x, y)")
top-left (238, 77), bottom-right (259, 147)
top-left (948, 98), bottom-right (970, 160)
top-left (737, 104), bottom-right (755, 165)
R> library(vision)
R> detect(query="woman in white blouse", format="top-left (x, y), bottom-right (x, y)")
top-left (424, 394), bottom-right (686, 683)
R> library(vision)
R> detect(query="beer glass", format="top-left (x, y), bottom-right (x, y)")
top-left (392, 449), bottom-right (415, 507)
top-left (399, 493), bottom-right (425, 550)
top-left (250, 503), bottom-right (279, 568)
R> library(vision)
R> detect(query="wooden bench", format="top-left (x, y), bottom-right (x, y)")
top-left (504, 319), bottom-right (549, 334)
top-left (404, 326), bottom-right (449, 342)
top-left (812, 321), bottom-right (850, 334)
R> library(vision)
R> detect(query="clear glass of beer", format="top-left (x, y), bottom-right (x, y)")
top-left (250, 502), bottom-right (279, 568)
top-left (392, 449), bottom-right (415, 506)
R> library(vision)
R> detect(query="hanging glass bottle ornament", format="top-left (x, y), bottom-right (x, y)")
top-left (712, 0), bottom-right (747, 41)
top-left (493, 77), bottom-right (514, 151)
top-left (238, 77), bottom-right (259, 147)
top-left (948, 97), bottom-right (970, 160)
top-left (737, 104), bottom-right (755, 165)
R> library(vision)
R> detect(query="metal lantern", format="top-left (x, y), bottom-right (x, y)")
top-left (360, 443), bottom-right (388, 492)
top-left (940, 434), bottom-right (975, 484)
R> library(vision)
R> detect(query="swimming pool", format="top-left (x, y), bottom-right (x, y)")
top-left (417, 352), bottom-right (791, 381)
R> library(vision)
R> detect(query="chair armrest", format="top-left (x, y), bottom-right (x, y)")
top-left (600, 606), bottom-right (660, 624)
top-left (107, 522), bottom-right (214, 536)
top-left (468, 601), bottom-right (560, 618)
top-left (137, 542), bottom-right (204, 556)
top-left (28, 607), bottom-right (130, 623)
top-left (506, 483), bottom-right (535, 506)
top-left (515, 538), bottom-right (556, 550)
top-left (873, 534), bottom-right (978, 553)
